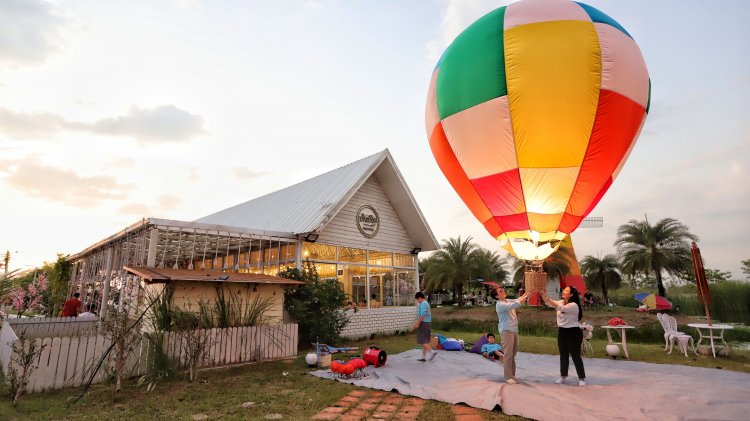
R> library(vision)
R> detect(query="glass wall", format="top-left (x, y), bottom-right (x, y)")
top-left (303, 241), bottom-right (418, 308)
top-left (338, 264), bottom-right (367, 307)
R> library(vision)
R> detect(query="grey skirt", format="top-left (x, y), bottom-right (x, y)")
top-left (417, 322), bottom-right (431, 344)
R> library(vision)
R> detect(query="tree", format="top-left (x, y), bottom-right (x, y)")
top-left (46, 254), bottom-right (72, 316)
top-left (0, 269), bottom-right (20, 303)
top-left (579, 254), bottom-right (622, 305)
top-left (704, 268), bottom-right (732, 284)
top-left (418, 254), bottom-right (436, 290)
top-left (474, 249), bottom-right (509, 285)
top-left (424, 237), bottom-right (480, 306)
top-left (614, 217), bottom-right (698, 297)
top-left (280, 260), bottom-right (349, 344)
top-left (741, 259), bottom-right (750, 280)
top-left (511, 246), bottom-right (574, 290)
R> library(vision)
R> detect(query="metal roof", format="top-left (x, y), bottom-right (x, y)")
top-left (196, 149), bottom-right (439, 251)
top-left (123, 266), bottom-right (304, 285)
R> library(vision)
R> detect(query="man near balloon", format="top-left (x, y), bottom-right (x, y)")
top-left (426, 0), bottom-right (649, 385)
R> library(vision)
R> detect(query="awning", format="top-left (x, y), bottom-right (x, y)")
top-left (123, 266), bottom-right (304, 285)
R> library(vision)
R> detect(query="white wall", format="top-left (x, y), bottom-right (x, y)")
top-left (316, 176), bottom-right (414, 254)
top-left (340, 307), bottom-right (415, 339)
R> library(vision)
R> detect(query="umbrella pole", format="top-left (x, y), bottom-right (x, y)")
top-left (691, 242), bottom-right (712, 326)
top-left (704, 301), bottom-right (712, 326)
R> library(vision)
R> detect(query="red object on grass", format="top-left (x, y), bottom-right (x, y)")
top-left (363, 347), bottom-right (387, 367)
top-left (608, 317), bottom-right (627, 326)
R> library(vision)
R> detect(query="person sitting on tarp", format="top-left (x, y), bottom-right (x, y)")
top-left (481, 333), bottom-right (504, 360)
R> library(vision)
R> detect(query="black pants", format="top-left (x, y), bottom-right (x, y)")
top-left (558, 327), bottom-right (586, 379)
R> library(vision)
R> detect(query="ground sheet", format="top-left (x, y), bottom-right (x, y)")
top-left (312, 349), bottom-right (750, 420)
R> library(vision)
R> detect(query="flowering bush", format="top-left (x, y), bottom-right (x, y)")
top-left (9, 273), bottom-right (48, 317)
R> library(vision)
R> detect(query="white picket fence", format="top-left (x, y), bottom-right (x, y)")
top-left (7, 317), bottom-right (99, 339)
top-left (0, 321), bottom-right (298, 393)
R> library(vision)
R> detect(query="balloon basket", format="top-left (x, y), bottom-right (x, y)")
top-left (524, 262), bottom-right (546, 306)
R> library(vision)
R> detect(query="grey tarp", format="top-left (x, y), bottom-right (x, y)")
top-left (312, 349), bottom-right (750, 420)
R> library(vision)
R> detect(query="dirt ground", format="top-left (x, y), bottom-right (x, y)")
top-left (432, 304), bottom-right (703, 328)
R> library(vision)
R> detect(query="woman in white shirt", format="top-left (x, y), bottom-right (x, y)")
top-left (541, 287), bottom-right (586, 386)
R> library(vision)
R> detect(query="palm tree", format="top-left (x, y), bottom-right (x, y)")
top-left (579, 254), bottom-right (622, 305)
top-left (474, 249), bottom-right (509, 296)
top-left (0, 269), bottom-right (20, 301)
top-left (424, 236), bottom-right (479, 306)
top-left (511, 245), bottom-right (574, 290)
top-left (614, 217), bottom-right (698, 297)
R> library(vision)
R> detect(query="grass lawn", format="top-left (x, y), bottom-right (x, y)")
top-left (1, 330), bottom-right (747, 420)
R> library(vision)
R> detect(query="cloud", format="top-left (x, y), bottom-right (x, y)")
top-left (84, 105), bottom-right (205, 142)
top-left (0, 0), bottom-right (68, 67)
top-left (0, 108), bottom-right (66, 139)
top-left (232, 167), bottom-right (269, 180)
top-left (118, 203), bottom-right (152, 216)
top-left (108, 157), bottom-right (135, 169)
top-left (157, 193), bottom-right (181, 211)
top-left (0, 105), bottom-right (205, 143)
top-left (0, 158), bottom-right (132, 207)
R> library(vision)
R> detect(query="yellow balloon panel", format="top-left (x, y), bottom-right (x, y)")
top-left (504, 20), bottom-right (601, 168)
top-left (519, 166), bottom-right (579, 214)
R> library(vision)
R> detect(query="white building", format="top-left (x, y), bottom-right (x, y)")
top-left (69, 149), bottom-right (439, 338)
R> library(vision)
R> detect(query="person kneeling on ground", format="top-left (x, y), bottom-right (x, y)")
top-left (481, 333), bottom-right (504, 360)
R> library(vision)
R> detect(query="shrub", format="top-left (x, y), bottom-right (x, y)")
top-left (280, 260), bottom-right (349, 344)
top-left (7, 332), bottom-right (46, 406)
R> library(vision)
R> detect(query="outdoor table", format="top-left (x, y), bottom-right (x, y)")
top-left (600, 325), bottom-right (635, 359)
top-left (687, 323), bottom-right (734, 358)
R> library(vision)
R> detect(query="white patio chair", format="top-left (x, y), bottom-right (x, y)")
top-left (657, 313), bottom-right (697, 357)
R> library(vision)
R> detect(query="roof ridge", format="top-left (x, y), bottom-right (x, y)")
top-left (195, 149), bottom-right (387, 232)
top-left (246, 149), bottom-right (386, 203)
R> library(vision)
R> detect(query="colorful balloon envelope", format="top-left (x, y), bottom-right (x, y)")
top-left (426, 0), bottom-right (650, 260)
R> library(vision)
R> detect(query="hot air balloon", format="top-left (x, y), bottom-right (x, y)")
top-left (426, 0), bottom-right (650, 263)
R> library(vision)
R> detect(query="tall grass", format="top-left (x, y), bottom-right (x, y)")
top-left (606, 283), bottom-right (750, 325)
top-left (209, 285), bottom-right (277, 328)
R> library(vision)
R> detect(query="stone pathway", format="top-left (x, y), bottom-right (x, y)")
top-left (312, 389), bottom-right (424, 420)
top-left (312, 390), bottom-right (488, 420)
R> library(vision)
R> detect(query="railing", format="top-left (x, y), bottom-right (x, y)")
top-left (0, 321), bottom-right (298, 394)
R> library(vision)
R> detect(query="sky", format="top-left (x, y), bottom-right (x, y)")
top-left (1, 0), bottom-right (748, 279)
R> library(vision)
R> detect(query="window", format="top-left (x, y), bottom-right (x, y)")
top-left (338, 246), bottom-right (366, 264)
top-left (314, 263), bottom-right (337, 281)
top-left (394, 253), bottom-right (415, 267)
top-left (280, 242), bottom-right (296, 267)
top-left (369, 267), bottom-right (394, 306)
top-left (303, 242), bottom-right (336, 261)
top-left (368, 250), bottom-right (393, 266)
top-left (395, 269), bottom-right (417, 306)
top-left (338, 264), bottom-right (367, 307)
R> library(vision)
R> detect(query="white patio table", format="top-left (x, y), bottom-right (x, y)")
top-left (687, 323), bottom-right (734, 358)
top-left (600, 325), bottom-right (635, 359)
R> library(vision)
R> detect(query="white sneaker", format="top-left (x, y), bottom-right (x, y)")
top-left (579, 380), bottom-right (586, 386)
top-left (555, 377), bottom-right (566, 385)
top-left (506, 378), bottom-right (517, 385)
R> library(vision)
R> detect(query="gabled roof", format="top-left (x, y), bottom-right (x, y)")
top-left (196, 149), bottom-right (439, 251)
